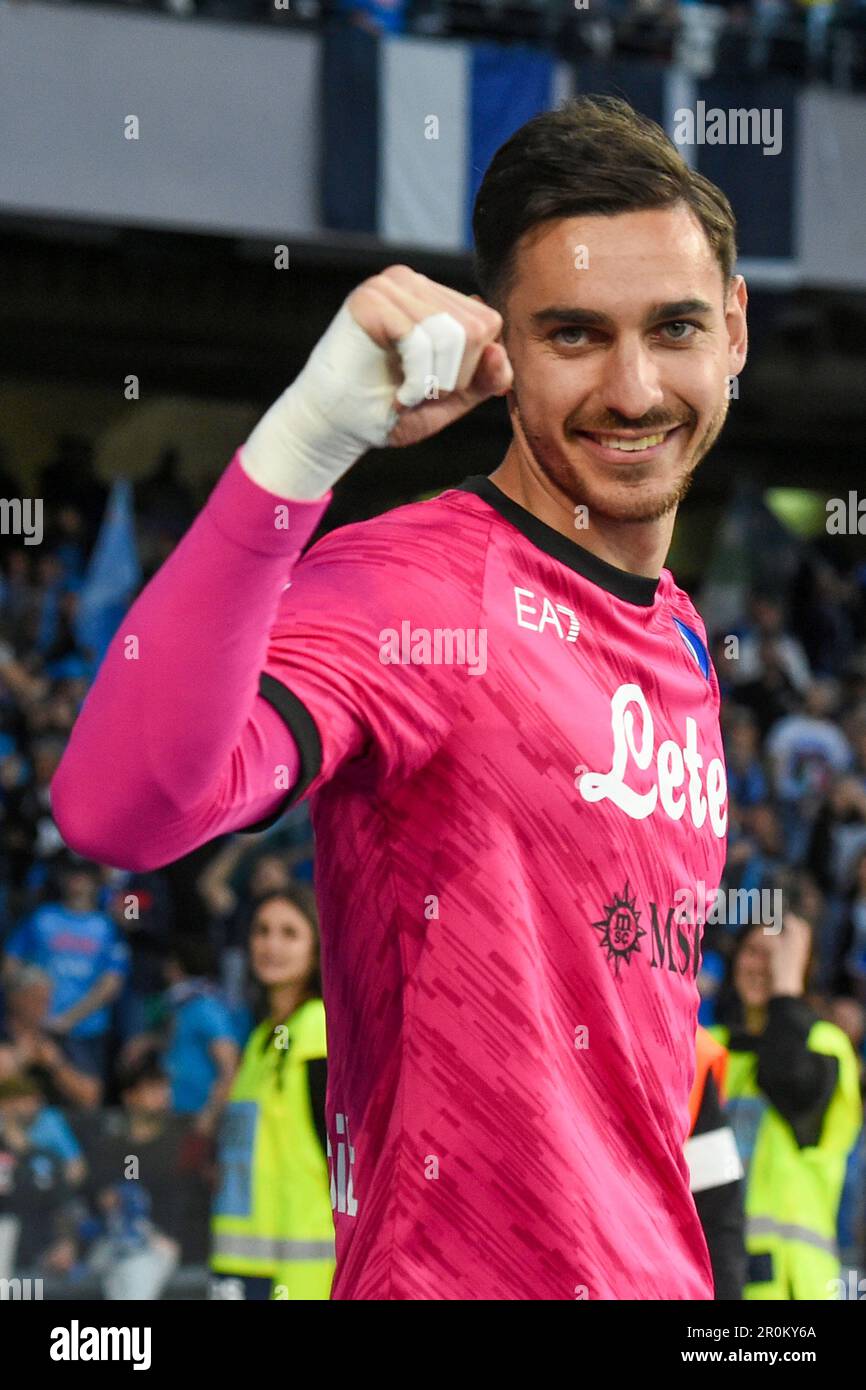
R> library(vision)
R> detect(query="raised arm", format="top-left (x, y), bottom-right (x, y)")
top-left (50, 457), bottom-right (327, 871)
top-left (50, 270), bottom-right (510, 873)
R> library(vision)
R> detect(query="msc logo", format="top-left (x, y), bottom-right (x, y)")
top-left (592, 882), bottom-right (645, 977)
top-left (514, 586), bottom-right (580, 642)
top-left (592, 882), bottom-right (704, 981)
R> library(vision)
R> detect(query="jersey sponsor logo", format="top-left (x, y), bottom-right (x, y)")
top-left (327, 1112), bottom-right (358, 1217)
top-left (577, 682), bottom-right (727, 837)
top-left (592, 882), bottom-right (645, 977)
top-left (592, 882), bottom-right (705, 981)
top-left (514, 586), bottom-right (580, 642)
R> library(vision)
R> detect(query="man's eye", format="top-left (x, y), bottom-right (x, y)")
top-left (659, 321), bottom-right (699, 341)
top-left (552, 327), bottom-right (589, 346)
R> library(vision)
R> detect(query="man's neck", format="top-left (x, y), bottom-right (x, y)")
top-left (489, 449), bottom-right (675, 580)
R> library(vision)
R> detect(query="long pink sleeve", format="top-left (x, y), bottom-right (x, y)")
top-left (50, 450), bottom-right (331, 872)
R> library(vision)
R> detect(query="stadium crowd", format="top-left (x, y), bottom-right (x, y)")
top-left (12, 0), bottom-right (863, 86)
top-left (1, 434), bottom-right (865, 1297)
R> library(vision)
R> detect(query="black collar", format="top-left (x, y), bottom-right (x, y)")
top-left (455, 475), bottom-right (660, 607)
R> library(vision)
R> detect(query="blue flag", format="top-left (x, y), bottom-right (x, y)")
top-left (75, 479), bottom-right (141, 672)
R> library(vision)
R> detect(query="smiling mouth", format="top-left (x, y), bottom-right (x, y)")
top-left (572, 424), bottom-right (686, 461)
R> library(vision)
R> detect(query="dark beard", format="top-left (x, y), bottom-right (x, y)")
top-left (512, 392), bottom-right (729, 526)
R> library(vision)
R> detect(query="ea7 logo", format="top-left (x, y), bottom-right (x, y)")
top-left (514, 587), bottom-right (580, 642)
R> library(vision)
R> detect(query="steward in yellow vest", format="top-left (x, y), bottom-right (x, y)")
top-left (210, 886), bottom-right (335, 1300)
top-left (709, 913), bottom-right (862, 1299)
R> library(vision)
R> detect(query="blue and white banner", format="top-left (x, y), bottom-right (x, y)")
top-left (323, 28), bottom-right (571, 251)
top-left (322, 30), bottom-right (804, 278)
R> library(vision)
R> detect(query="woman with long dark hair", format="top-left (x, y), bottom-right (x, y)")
top-left (210, 885), bottom-right (334, 1300)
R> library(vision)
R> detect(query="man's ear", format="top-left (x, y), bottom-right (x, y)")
top-left (726, 274), bottom-right (748, 377)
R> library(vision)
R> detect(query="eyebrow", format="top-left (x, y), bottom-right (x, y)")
top-left (530, 299), bottom-right (715, 330)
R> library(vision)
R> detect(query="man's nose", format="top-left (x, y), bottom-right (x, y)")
top-left (595, 338), bottom-right (665, 422)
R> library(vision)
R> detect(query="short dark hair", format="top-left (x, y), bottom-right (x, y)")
top-left (472, 95), bottom-right (737, 314)
top-left (168, 933), bottom-right (218, 980)
top-left (116, 1050), bottom-right (167, 1095)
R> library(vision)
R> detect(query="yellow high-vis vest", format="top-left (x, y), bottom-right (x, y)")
top-left (709, 1019), bottom-right (862, 1300)
top-left (211, 997), bottom-right (335, 1299)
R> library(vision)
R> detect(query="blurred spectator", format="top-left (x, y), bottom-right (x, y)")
top-left (0, 1076), bottom-right (79, 1279)
top-left (732, 638), bottom-right (803, 739)
top-left (675, 0), bottom-right (730, 75)
top-left (765, 679), bottom-right (852, 861)
top-left (2, 857), bottom-right (130, 1094)
top-left (125, 935), bottom-right (239, 1133)
top-left (766, 680), bottom-right (852, 805)
top-left (845, 709), bottom-right (866, 787)
top-left (103, 869), bottom-right (176, 1045)
top-left (0, 1052), bottom-right (85, 1188)
top-left (82, 1180), bottom-right (180, 1301)
top-left (197, 830), bottom-right (313, 1012)
top-left (711, 913), bottom-right (862, 1298)
top-left (799, 0), bottom-right (837, 69)
top-left (827, 996), bottom-right (866, 1269)
top-left (710, 631), bottom-right (739, 702)
top-left (0, 965), bottom-right (101, 1111)
top-left (75, 1053), bottom-right (212, 1276)
top-left (748, 0), bottom-right (795, 66)
top-left (720, 803), bottom-right (788, 931)
top-left (724, 707), bottom-right (770, 809)
top-left (806, 775), bottom-right (866, 898)
top-left (1, 732), bottom-right (67, 890)
top-left (794, 561), bottom-right (858, 679)
top-left (836, 847), bottom-right (866, 999)
top-left (732, 595), bottom-right (812, 695)
top-left (211, 886), bottom-right (333, 1300)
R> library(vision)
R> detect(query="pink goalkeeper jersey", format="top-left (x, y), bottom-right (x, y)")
top-left (255, 473), bottom-right (728, 1301)
top-left (53, 457), bottom-right (728, 1301)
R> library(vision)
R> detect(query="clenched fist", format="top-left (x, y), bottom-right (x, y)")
top-left (241, 265), bottom-right (514, 500)
top-left (346, 265), bottom-right (513, 448)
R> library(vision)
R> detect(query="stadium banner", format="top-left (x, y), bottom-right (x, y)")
top-left (692, 75), bottom-right (798, 260)
top-left (321, 28), bottom-right (570, 250)
top-left (380, 36), bottom-right (470, 249)
top-left (464, 43), bottom-right (565, 247)
top-left (797, 87), bottom-right (866, 287)
top-left (574, 58), bottom-right (667, 129)
top-left (321, 27), bottom-right (380, 235)
top-left (320, 37), bottom-right (809, 280)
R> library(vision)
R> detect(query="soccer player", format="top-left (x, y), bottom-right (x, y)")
top-left (51, 95), bottom-right (746, 1300)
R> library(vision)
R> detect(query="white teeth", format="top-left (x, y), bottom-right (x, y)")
top-left (592, 432), bottom-right (667, 452)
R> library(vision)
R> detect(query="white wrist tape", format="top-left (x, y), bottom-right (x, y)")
top-left (240, 301), bottom-right (466, 500)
